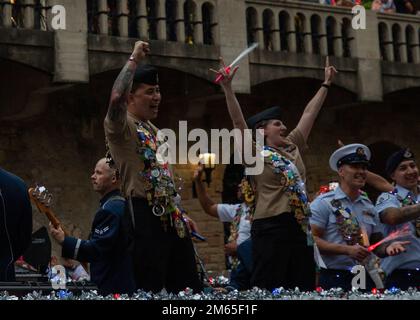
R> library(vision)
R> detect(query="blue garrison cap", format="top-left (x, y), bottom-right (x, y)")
top-left (246, 106), bottom-right (282, 129)
top-left (133, 64), bottom-right (159, 85)
top-left (385, 148), bottom-right (415, 176)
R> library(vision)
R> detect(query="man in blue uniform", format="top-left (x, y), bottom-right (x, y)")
top-left (375, 148), bottom-right (420, 289)
top-left (50, 158), bottom-right (136, 295)
top-left (310, 144), bottom-right (408, 290)
top-left (0, 168), bottom-right (33, 281)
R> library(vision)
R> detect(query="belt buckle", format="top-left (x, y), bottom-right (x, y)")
top-left (152, 204), bottom-right (165, 217)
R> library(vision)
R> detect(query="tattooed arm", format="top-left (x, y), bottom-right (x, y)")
top-left (106, 41), bottom-right (150, 123)
top-left (381, 204), bottom-right (420, 225)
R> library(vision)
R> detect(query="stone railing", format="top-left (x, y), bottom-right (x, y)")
top-left (86, 0), bottom-right (218, 45)
top-left (245, 0), bottom-right (420, 64)
top-left (3, 0), bottom-right (420, 65)
top-left (377, 12), bottom-right (420, 63)
top-left (245, 0), bottom-right (356, 57)
top-left (0, 0), bottom-right (51, 30)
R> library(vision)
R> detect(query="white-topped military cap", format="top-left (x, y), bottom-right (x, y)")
top-left (329, 144), bottom-right (371, 172)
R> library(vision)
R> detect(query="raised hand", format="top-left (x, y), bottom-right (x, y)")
top-left (210, 57), bottom-right (239, 90)
top-left (132, 41), bottom-right (150, 63)
top-left (324, 56), bottom-right (338, 86)
top-left (193, 163), bottom-right (204, 182)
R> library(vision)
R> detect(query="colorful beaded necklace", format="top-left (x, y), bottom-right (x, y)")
top-left (135, 121), bottom-right (186, 238)
top-left (227, 179), bottom-right (255, 269)
top-left (329, 198), bottom-right (364, 245)
top-left (262, 146), bottom-right (310, 233)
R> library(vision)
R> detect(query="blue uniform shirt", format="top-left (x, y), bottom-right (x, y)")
top-left (375, 185), bottom-right (420, 275)
top-left (310, 186), bottom-right (379, 270)
top-left (62, 190), bottom-right (135, 295)
top-left (0, 168), bottom-right (33, 281)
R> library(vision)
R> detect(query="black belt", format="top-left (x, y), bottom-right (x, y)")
top-left (252, 212), bottom-right (297, 228)
top-left (390, 268), bottom-right (420, 276)
top-left (320, 268), bottom-right (352, 275)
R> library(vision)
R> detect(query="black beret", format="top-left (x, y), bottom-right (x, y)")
top-left (385, 148), bottom-right (415, 176)
top-left (133, 64), bottom-right (159, 85)
top-left (246, 106), bottom-right (282, 129)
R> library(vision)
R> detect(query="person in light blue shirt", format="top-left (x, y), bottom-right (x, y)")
top-left (310, 144), bottom-right (408, 290)
top-left (375, 148), bottom-right (420, 289)
top-left (193, 165), bottom-right (253, 291)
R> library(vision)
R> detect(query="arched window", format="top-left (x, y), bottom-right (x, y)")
top-left (392, 24), bottom-right (401, 62)
top-left (295, 13), bottom-right (306, 53)
top-left (342, 18), bottom-right (353, 58)
top-left (11, 0), bottom-right (24, 28)
top-left (246, 7), bottom-right (258, 46)
top-left (34, 0), bottom-right (48, 30)
top-left (378, 23), bottom-right (388, 61)
top-left (87, 0), bottom-right (99, 34)
top-left (146, 0), bottom-right (157, 40)
top-left (263, 9), bottom-right (275, 51)
top-left (128, 0), bottom-right (139, 38)
top-left (166, 0), bottom-right (177, 41)
top-left (419, 28), bottom-right (420, 57)
top-left (0, 2), bottom-right (3, 26)
top-left (326, 16), bottom-right (336, 56)
top-left (406, 25), bottom-right (415, 63)
top-left (107, 0), bottom-right (118, 36)
top-left (184, 0), bottom-right (196, 44)
top-left (311, 15), bottom-right (321, 55)
top-left (202, 2), bottom-right (215, 45)
top-left (279, 11), bottom-right (290, 52)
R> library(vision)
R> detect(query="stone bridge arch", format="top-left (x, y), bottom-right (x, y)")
top-left (383, 86), bottom-right (420, 116)
top-left (382, 79), bottom-right (420, 97)
top-left (251, 76), bottom-right (357, 116)
top-left (0, 58), bottom-right (53, 121)
top-left (249, 62), bottom-right (358, 94)
top-left (0, 30), bottom-right (54, 73)
top-left (88, 41), bottom-right (219, 85)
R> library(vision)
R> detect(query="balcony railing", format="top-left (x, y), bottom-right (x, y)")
top-left (246, 0), bottom-right (356, 58)
top-left (86, 0), bottom-right (218, 45)
top-left (2, 0), bottom-right (420, 64)
top-left (377, 12), bottom-right (420, 63)
top-left (0, 0), bottom-right (50, 30)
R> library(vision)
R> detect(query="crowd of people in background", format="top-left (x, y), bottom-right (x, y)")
top-left (317, 0), bottom-right (419, 14)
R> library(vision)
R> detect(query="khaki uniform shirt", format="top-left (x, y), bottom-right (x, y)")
top-left (252, 128), bottom-right (307, 220)
top-left (104, 112), bottom-right (159, 198)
